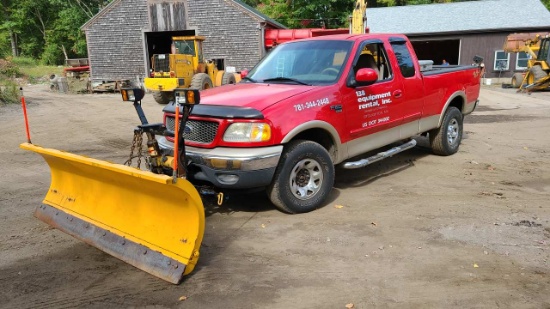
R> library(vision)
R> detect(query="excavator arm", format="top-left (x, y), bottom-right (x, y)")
top-left (351, 0), bottom-right (367, 35)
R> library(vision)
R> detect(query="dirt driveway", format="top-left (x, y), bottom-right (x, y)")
top-left (1, 85), bottom-right (549, 308)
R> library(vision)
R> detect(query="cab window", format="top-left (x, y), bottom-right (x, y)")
top-left (390, 42), bottom-right (416, 78)
top-left (354, 42), bottom-right (393, 82)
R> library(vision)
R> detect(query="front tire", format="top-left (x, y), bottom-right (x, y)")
top-left (191, 73), bottom-right (213, 90)
top-left (527, 65), bottom-right (547, 84)
top-left (429, 107), bottom-right (463, 156)
top-left (267, 140), bottom-right (335, 214)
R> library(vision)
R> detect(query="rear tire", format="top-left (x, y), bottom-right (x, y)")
top-left (221, 71), bottom-right (236, 85)
top-left (511, 73), bottom-right (524, 88)
top-left (267, 140), bottom-right (335, 214)
top-left (191, 73), bottom-right (213, 90)
top-left (429, 107), bottom-right (463, 156)
top-left (152, 91), bottom-right (173, 105)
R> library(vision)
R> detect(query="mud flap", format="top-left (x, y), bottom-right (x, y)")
top-left (20, 143), bottom-right (205, 284)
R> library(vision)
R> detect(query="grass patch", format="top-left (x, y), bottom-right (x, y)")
top-left (15, 56), bottom-right (62, 84)
top-left (0, 80), bottom-right (20, 104)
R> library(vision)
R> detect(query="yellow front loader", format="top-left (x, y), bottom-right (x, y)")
top-left (503, 32), bottom-right (550, 91)
top-left (20, 88), bottom-right (206, 284)
top-left (144, 36), bottom-right (240, 104)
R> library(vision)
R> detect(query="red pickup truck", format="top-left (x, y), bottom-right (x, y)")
top-left (158, 33), bottom-right (481, 213)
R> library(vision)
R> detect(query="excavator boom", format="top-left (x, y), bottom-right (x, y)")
top-left (351, 0), bottom-right (367, 35)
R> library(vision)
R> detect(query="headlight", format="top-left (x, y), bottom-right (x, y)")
top-left (223, 123), bottom-right (271, 142)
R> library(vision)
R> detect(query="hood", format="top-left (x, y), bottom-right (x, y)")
top-left (199, 82), bottom-right (315, 111)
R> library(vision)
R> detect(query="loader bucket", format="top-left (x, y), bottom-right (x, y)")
top-left (20, 142), bottom-right (205, 284)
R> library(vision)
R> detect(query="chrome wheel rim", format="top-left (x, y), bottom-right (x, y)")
top-left (447, 118), bottom-right (459, 146)
top-left (289, 158), bottom-right (323, 200)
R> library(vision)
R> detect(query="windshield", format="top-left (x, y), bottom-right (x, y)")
top-left (174, 40), bottom-right (196, 56)
top-left (247, 40), bottom-right (353, 86)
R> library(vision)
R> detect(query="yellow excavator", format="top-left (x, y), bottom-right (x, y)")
top-left (503, 32), bottom-right (550, 91)
top-left (144, 35), bottom-right (239, 104)
top-left (20, 1), bottom-right (368, 284)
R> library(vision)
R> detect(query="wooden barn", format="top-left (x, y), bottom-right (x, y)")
top-left (81, 0), bottom-right (286, 85)
top-left (367, 0), bottom-right (550, 82)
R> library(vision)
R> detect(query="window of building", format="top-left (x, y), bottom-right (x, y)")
top-left (516, 52), bottom-right (529, 70)
top-left (494, 50), bottom-right (510, 71)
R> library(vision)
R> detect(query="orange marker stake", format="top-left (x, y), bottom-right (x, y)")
top-left (20, 88), bottom-right (32, 143)
top-left (172, 102), bottom-right (180, 183)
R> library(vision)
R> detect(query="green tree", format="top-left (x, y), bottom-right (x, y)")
top-left (0, 0), bottom-right (111, 63)
top-left (257, 0), bottom-right (353, 29)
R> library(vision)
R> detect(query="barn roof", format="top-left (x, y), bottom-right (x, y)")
top-left (82, 0), bottom-right (286, 30)
top-left (233, 0), bottom-right (287, 29)
top-left (367, 0), bottom-right (550, 35)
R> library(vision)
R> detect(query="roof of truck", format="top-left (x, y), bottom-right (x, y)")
top-left (367, 0), bottom-right (550, 35)
top-left (284, 33), bottom-right (408, 43)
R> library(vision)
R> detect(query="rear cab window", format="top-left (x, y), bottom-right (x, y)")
top-left (390, 40), bottom-right (416, 78)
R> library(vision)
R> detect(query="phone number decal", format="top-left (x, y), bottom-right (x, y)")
top-left (294, 97), bottom-right (330, 112)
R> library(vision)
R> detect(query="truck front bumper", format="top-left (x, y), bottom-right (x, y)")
top-left (158, 137), bottom-right (282, 189)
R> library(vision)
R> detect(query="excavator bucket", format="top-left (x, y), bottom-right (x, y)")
top-left (20, 142), bottom-right (205, 284)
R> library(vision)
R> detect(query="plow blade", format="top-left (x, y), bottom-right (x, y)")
top-left (20, 142), bottom-right (205, 284)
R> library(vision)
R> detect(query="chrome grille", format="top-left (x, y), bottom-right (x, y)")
top-left (166, 117), bottom-right (218, 144)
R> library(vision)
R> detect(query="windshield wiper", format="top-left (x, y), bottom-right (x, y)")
top-left (263, 77), bottom-right (310, 86)
top-left (242, 76), bottom-right (257, 83)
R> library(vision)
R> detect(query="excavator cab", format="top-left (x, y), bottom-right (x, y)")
top-left (537, 37), bottom-right (550, 66)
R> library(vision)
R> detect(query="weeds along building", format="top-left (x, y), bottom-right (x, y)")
top-left (81, 0), bottom-right (285, 85)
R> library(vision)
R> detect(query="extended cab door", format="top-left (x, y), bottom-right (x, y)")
top-left (342, 39), bottom-right (403, 156)
top-left (388, 37), bottom-right (425, 138)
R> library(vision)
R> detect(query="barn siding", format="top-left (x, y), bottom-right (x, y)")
top-left (85, 0), bottom-right (278, 82)
top-left (459, 33), bottom-right (515, 79)
top-left (149, 2), bottom-right (187, 31)
top-left (186, 0), bottom-right (262, 71)
top-left (86, 0), bottom-right (149, 81)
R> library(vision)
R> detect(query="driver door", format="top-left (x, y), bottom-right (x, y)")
top-left (343, 40), bottom-right (403, 156)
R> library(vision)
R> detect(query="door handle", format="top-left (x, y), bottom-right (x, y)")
top-left (393, 90), bottom-right (403, 98)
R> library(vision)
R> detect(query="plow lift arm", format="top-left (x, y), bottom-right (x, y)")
top-left (20, 88), bottom-right (205, 284)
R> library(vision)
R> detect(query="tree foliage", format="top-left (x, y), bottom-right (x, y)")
top-left (1, 0), bottom-right (549, 64)
top-left (243, 0), bottom-right (550, 28)
top-left (0, 0), bottom-right (111, 64)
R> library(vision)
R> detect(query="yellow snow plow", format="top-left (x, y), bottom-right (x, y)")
top-left (19, 88), bottom-right (205, 284)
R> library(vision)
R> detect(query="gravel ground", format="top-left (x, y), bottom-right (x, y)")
top-left (0, 85), bottom-right (549, 309)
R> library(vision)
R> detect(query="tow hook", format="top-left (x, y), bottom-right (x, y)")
top-left (198, 187), bottom-right (226, 206)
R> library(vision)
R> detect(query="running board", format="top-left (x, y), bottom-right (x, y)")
top-left (342, 139), bottom-right (417, 169)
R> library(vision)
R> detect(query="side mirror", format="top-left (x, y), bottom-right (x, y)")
top-left (240, 70), bottom-right (249, 79)
top-left (173, 88), bottom-right (200, 105)
top-left (355, 68), bottom-right (378, 86)
top-left (121, 88), bottom-right (145, 102)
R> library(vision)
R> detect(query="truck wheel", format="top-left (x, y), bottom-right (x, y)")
top-left (221, 72), bottom-right (236, 85)
top-left (191, 73), bottom-right (213, 90)
top-left (511, 73), bottom-right (524, 88)
top-left (152, 91), bottom-right (173, 105)
top-left (429, 106), bottom-right (463, 156)
top-left (267, 140), bottom-right (335, 214)
top-left (527, 65), bottom-right (547, 84)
